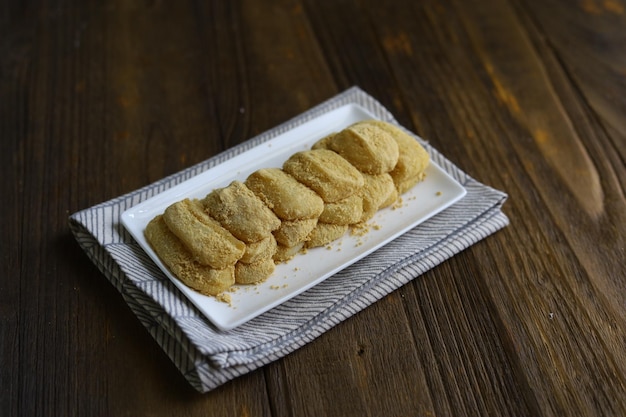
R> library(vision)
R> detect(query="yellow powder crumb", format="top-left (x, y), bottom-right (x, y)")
top-left (435, 191), bottom-right (442, 196)
top-left (350, 222), bottom-right (371, 237)
top-left (215, 293), bottom-right (232, 306)
top-left (393, 197), bottom-right (405, 209)
top-left (270, 285), bottom-right (281, 290)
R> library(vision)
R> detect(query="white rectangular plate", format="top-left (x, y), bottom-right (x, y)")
top-left (121, 104), bottom-right (466, 331)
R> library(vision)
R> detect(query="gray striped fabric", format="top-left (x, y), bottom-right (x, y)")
top-left (69, 87), bottom-right (509, 392)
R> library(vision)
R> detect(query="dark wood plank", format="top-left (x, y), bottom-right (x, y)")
top-left (265, 296), bottom-right (437, 417)
top-left (301, 0), bottom-right (412, 117)
top-left (517, 0), bottom-right (626, 163)
top-left (396, 0), bottom-right (626, 415)
top-left (237, 0), bottom-right (338, 130)
top-left (511, 0), bottom-right (626, 321)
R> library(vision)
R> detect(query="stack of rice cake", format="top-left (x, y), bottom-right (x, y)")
top-left (144, 120), bottom-right (430, 296)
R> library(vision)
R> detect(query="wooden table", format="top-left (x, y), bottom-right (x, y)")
top-left (2, 0), bottom-right (625, 415)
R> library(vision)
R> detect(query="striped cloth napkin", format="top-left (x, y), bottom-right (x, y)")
top-left (69, 87), bottom-right (509, 392)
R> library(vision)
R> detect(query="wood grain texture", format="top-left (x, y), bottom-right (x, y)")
top-left (1, 0), bottom-right (625, 416)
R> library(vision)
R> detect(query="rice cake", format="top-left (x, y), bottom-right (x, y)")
top-left (202, 181), bottom-right (281, 243)
top-left (329, 123), bottom-right (399, 174)
top-left (235, 258), bottom-right (276, 285)
top-left (358, 120), bottom-right (430, 193)
top-left (162, 199), bottom-right (245, 269)
top-left (360, 173), bottom-right (397, 222)
top-left (240, 234), bottom-right (277, 264)
top-left (311, 132), bottom-right (336, 150)
top-left (245, 168), bottom-right (324, 220)
top-left (283, 149), bottom-right (364, 203)
top-left (145, 215), bottom-right (235, 296)
top-left (304, 222), bottom-right (348, 248)
top-left (319, 194), bottom-right (363, 225)
top-left (273, 242), bottom-right (305, 263)
top-left (273, 218), bottom-right (318, 247)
